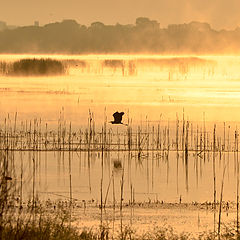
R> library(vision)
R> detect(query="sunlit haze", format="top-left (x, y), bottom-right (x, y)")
top-left (1, 1), bottom-right (240, 239)
top-left (1, 0), bottom-right (240, 29)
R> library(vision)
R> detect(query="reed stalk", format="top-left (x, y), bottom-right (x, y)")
top-left (217, 165), bottom-right (226, 239)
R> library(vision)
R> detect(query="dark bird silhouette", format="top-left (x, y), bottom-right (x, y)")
top-left (110, 111), bottom-right (126, 125)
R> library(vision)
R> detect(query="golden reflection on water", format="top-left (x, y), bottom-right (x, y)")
top-left (1, 54), bottom-right (240, 124)
top-left (2, 54), bottom-right (240, 236)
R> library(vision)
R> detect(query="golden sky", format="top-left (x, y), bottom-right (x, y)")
top-left (1, 0), bottom-right (240, 29)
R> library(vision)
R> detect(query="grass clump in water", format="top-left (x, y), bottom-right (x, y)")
top-left (113, 160), bottom-right (122, 169)
top-left (8, 58), bottom-right (66, 76)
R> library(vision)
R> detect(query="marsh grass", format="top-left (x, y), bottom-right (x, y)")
top-left (1, 211), bottom-right (81, 240)
top-left (0, 113), bottom-right (232, 152)
top-left (8, 58), bottom-right (66, 76)
top-left (103, 60), bottom-right (124, 68)
top-left (0, 58), bottom-right (66, 76)
top-left (3, 220), bottom-right (240, 240)
top-left (0, 56), bottom-right (219, 79)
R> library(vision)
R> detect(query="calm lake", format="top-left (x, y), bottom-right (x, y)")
top-left (1, 54), bottom-right (240, 205)
top-left (1, 54), bottom-right (240, 124)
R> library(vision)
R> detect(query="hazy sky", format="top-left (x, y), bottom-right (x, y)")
top-left (1, 0), bottom-right (240, 29)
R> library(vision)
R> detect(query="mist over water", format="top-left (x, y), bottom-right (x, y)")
top-left (0, 54), bottom-right (240, 124)
top-left (1, 54), bottom-right (240, 237)
top-left (0, 54), bottom-right (239, 201)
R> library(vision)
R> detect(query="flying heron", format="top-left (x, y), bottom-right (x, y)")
top-left (110, 111), bottom-right (127, 125)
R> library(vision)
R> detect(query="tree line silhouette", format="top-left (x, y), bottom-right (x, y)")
top-left (0, 17), bottom-right (240, 54)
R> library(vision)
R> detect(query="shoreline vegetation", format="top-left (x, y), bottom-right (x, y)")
top-left (0, 207), bottom-right (239, 240)
top-left (0, 185), bottom-right (238, 240)
top-left (0, 196), bottom-right (239, 240)
top-left (0, 18), bottom-right (240, 54)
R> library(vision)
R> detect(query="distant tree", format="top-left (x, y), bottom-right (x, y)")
top-left (0, 21), bottom-right (7, 31)
top-left (188, 21), bottom-right (211, 32)
top-left (90, 22), bottom-right (105, 29)
top-left (136, 17), bottom-right (160, 30)
top-left (0, 18), bottom-right (239, 54)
